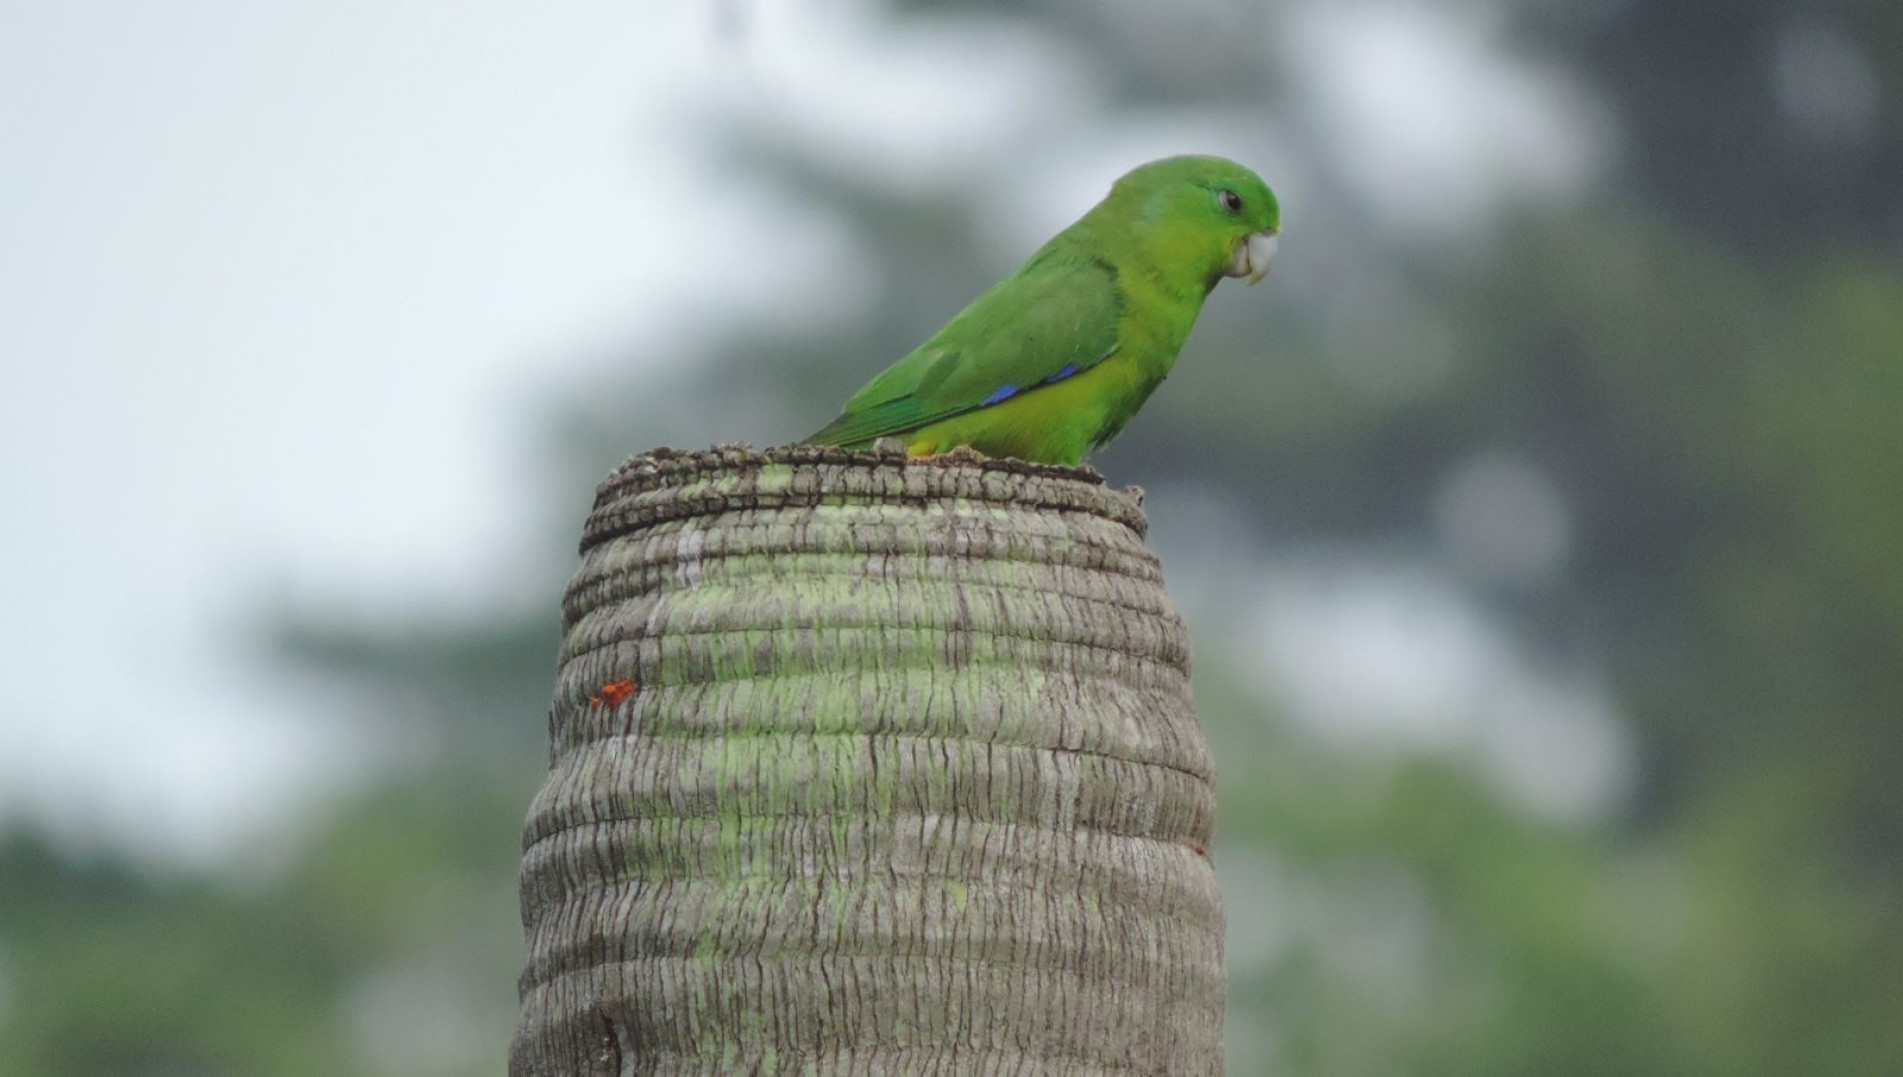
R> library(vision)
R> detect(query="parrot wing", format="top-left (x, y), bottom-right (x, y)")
top-left (808, 254), bottom-right (1123, 447)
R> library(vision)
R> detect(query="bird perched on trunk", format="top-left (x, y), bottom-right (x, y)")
top-left (806, 155), bottom-right (1280, 466)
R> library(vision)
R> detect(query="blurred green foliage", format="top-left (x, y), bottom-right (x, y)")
top-left (5, 1), bottom-right (1899, 1073)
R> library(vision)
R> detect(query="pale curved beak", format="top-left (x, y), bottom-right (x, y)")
top-left (1226, 229), bottom-right (1279, 285)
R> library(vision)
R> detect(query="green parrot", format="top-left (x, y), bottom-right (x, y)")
top-left (806, 154), bottom-right (1280, 466)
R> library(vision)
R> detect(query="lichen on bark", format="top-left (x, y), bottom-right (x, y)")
top-left (512, 444), bottom-right (1222, 1076)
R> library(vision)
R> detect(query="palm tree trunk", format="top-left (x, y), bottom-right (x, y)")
top-left (511, 445), bottom-right (1223, 1075)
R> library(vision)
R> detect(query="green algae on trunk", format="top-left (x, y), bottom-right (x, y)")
top-left (512, 444), bottom-right (1223, 1076)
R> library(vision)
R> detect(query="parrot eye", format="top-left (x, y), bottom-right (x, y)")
top-left (1218, 189), bottom-right (1243, 215)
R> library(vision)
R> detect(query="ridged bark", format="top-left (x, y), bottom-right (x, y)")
top-left (512, 445), bottom-right (1222, 1076)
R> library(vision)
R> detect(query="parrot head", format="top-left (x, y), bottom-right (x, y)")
top-left (1099, 155), bottom-right (1281, 288)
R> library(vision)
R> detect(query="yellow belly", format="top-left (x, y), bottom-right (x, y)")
top-left (902, 352), bottom-right (1155, 466)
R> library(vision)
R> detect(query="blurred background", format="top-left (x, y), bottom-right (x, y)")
top-left (4, 0), bottom-right (1900, 1073)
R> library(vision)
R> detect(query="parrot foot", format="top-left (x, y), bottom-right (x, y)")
top-left (929, 445), bottom-right (994, 467)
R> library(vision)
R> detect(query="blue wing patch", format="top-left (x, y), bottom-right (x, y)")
top-left (978, 365), bottom-right (1078, 408)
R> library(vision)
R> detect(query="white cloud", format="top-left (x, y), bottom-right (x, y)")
top-left (709, 0), bottom-right (1097, 194)
top-left (1283, 0), bottom-right (1611, 237)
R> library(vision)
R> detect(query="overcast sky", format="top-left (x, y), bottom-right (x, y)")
top-left (2, 1), bottom-right (748, 863)
top-left (0, 0), bottom-right (1613, 868)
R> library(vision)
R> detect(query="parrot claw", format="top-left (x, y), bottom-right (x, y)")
top-left (932, 445), bottom-right (994, 467)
